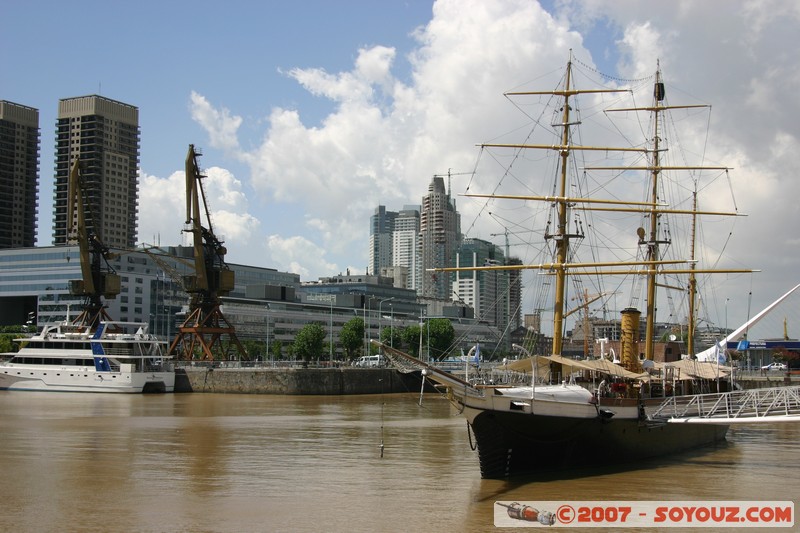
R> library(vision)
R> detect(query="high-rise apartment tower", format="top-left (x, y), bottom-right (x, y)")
top-left (368, 205), bottom-right (397, 275)
top-left (53, 95), bottom-right (140, 249)
top-left (418, 176), bottom-right (460, 299)
top-left (0, 101), bottom-right (39, 248)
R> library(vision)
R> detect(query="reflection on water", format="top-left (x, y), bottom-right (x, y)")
top-left (1, 391), bottom-right (798, 532)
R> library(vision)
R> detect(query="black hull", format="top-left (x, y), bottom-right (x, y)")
top-left (470, 408), bottom-right (729, 479)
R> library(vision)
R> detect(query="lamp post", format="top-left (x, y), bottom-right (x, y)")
top-left (378, 297), bottom-right (394, 352)
top-left (265, 304), bottom-right (271, 367)
top-left (363, 296), bottom-right (371, 356)
top-left (165, 306), bottom-right (171, 343)
top-left (427, 317), bottom-right (430, 362)
top-left (390, 303), bottom-right (394, 348)
top-left (418, 312), bottom-right (424, 360)
top-left (329, 296), bottom-right (334, 364)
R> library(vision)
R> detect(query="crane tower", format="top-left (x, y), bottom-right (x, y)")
top-left (167, 145), bottom-right (247, 361)
top-left (66, 159), bottom-right (121, 330)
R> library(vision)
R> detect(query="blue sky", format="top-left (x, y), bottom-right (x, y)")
top-left (3, 0), bottom-right (800, 336)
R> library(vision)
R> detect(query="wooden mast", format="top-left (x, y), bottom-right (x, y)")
top-left (433, 57), bottom-right (754, 359)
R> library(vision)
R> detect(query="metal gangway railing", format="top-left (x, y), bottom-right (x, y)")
top-left (649, 386), bottom-right (800, 423)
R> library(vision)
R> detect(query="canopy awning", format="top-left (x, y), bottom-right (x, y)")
top-left (657, 359), bottom-right (732, 380)
top-left (499, 354), bottom-right (648, 380)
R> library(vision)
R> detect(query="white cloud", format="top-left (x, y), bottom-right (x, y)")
top-left (138, 166), bottom-right (259, 255)
top-left (138, 170), bottom-right (185, 247)
top-left (265, 234), bottom-right (337, 280)
top-left (189, 91), bottom-right (243, 153)
top-left (178, 0), bottom-right (800, 328)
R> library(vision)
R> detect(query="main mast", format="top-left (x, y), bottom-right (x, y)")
top-left (552, 59), bottom-right (574, 356)
top-left (499, 56), bottom-right (629, 354)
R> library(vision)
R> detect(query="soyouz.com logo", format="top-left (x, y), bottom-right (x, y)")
top-left (494, 501), bottom-right (794, 528)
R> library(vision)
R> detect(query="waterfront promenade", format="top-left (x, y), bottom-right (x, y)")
top-left (174, 363), bottom-right (800, 394)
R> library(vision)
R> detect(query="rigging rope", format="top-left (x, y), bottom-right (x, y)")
top-left (572, 56), bottom-right (655, 85)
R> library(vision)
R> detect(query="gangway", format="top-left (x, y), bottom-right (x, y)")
top-left (649, 386), bottom-right (800, 424)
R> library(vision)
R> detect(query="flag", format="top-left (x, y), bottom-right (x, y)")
top-left (473, 343), bottom-right (480, 368)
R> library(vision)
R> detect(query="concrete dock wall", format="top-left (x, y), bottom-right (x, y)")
top-left (175, 367), bottom-right (430, 395)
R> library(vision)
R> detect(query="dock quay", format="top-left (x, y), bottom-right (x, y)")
top-left (174, 366), bottom-right (430, 395)
top-left (173, 364), bottom-right (800, 395)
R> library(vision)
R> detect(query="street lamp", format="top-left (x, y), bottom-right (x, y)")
top-left (390, 303), bottom-right (394, 348)
top-left (378, 297), bottom-right (394, 352)
top-left (265, 304), bottom-right (271, 367)
top-left (329, 296), bottom-right (334, 364)
top-left (363, 296), bottom-right (372, 356)
top-left (418, 312), bottom-right (424, 360)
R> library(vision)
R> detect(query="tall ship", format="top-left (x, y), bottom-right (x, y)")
top-left (377, 54), bottom-right (800, 479)
top-left (0, 320), bottom-right (174, 393)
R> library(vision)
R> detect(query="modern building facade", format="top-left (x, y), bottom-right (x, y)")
top-left (368, 205), bottom-right (397, 276)
top-left (0, 244), bottom-right (502, 361)
top-left (418, 176), bottom-right (460, 299)
top-left (452, 238), bottom-right (522, 342)
top-left (392, 206), bottom-right (419, 289)
top-left (53, 95), bottom-right (140, 249)
top-left (369, 204), bottom-right (421, 291)
top-left (0, 245), bottom-right (299, 337)
top-left (0, 101), bottom-right (39, 249)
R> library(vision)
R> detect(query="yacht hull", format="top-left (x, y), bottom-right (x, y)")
top-left (0, 367), bottom-right (175, 393)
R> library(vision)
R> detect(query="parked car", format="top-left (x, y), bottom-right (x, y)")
top-left (760, 362), bottom-right (787, 371)
top-left (354, 355), bottom-right (385, 368)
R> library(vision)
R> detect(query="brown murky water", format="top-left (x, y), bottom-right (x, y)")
top-left (1, 391), bottom-right (798, 532)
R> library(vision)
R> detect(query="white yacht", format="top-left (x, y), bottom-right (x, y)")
top-left (0, 321), bottom-right (174, 393)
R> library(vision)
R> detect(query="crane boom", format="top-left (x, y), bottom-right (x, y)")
top-left (185, 146), bottom-right (210, 292)
top-left (65, 158), bottom-right (120, 330)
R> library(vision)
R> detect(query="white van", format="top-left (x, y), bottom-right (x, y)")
top-left (354, 355), bottom-right (385, 368)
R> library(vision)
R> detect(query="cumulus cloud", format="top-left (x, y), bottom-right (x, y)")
top-left (178, 0), bottom-right (800, 328)
top-left (138, 170), bottom-right (185, 246)
top-left (138, 166), bottom-right (258, 251)
top-left (265, 234), bottom-right (337, 280)
top-left (189, 91), bottom-right (243, 153)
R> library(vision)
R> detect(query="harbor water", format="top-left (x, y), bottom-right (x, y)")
top-left (1, 391), bottom-right (798, 532)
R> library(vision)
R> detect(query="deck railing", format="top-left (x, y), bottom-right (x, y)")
top-left (650, 385), bottom-right (800, 420)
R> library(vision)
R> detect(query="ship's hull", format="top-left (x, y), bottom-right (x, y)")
top-left (462, 399), bottom-right (728, 479)
top-left (0, 366), bottom-right (174, 393)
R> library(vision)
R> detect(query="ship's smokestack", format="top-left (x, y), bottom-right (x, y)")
top-left (620, 307), bottom-right (642, 373)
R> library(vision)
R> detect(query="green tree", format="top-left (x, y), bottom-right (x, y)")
top-left (0, 334), bottom-right (18, 353)
top-left (242, 339), bottom-right (266, 361)
top-left (293, 323), bottom-right (326, 361)
top-left (401, 324), bottom-right (424, 357)
top-left (380, 325), bottom-right (402, 350)
top-left (270, 339), bottom-right (283, 361)
top-left (339, 317), bottom-right (365, 360)
top-left (428, 318), bottom-right (455, 360)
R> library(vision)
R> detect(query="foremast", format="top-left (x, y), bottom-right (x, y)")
top-left (493, 56), bottom-right (628, 355)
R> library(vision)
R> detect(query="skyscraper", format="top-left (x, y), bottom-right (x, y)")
top-left (453, 238), bottom-right (504, 325)
top-left (392, 206), bottom-right (420, 290)
top-left (53, 95), bottom-right (140, 249)
top-left (453, 239), bottom-right (521, 346)
top-left (368, 205), bottom-right (397, 275)
top-left (418, 176), bottom-right (460, 299)
top-left (0, 101), bottom-right (39, 248)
